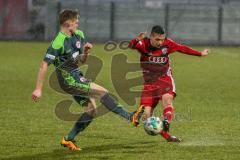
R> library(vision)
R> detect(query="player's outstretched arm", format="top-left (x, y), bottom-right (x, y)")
top-left (80, 42), bottom-right (93, 63)
top-left (170, 40), bottom-right (210, 57)
top-left (32, 61), bottom-right (48, 102)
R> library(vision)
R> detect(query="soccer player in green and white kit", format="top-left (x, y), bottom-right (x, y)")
top-left (32, 9), bottom-right (143, 151)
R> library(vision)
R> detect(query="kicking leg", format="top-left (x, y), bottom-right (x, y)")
top-left (132, 85), bottom-right (156, 127)
top-left (89, 82), bottom-right (133, 121)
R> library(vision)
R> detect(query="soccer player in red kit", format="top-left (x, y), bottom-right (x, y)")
top-left (129, 25), bottom-right (209, 142)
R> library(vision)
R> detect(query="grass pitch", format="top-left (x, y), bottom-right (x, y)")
top-left (0, 42), bottom-right (240, 160)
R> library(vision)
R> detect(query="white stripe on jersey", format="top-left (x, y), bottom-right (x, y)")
top-left (45, 54), bottom-right (56, 60)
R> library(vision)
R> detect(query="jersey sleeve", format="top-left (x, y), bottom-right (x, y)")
top-left (43, 41), bottom-right (63, 65)
top-left (168, 39), bottom-right (202, 56)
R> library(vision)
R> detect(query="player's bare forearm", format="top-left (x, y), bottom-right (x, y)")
top-left (32, 61), bottom-right (48, 102)
top-left (35, 61), bottom-right (48, 90)
top-left (80, 52), bottom-right (89, 63)
top-left (80, 42), bottom-right (93, 63)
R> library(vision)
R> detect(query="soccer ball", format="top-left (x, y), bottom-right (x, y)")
top-left (144, 116), bottom-right (163, 136)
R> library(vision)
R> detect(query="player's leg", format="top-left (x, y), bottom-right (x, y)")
top-left (161, 93), bottom-right (174, 131)
top-left (89, 82), bottom-right (136, 121)
top-left (132, 84), bottom-right (156, 126)
top-left (64, 97), bottom-right (96, 141)
top-left (156, 74), bottom-right (175, 130)
top-left (59, 70), bottom-right (137, 122)
top-left (141, 106), bottom-right (153, 121)
top-left (59, 70), bottom-right (132, 120)
top-left (140, 95), bottom-right (159, 122)
top-left (61, 98), bottom-right (97, 150)
top-left (160, 93), bottom-right (181, 142)
top-left (157, 74), bottom-right (180, 142)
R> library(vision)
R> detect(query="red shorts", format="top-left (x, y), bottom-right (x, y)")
top-left (140, 75), bottom-right (176, 108)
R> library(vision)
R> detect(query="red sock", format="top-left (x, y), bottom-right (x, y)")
top-left (163, 105), bottom-right (174, 123)
top-left (160, 130), bottom-right (170, 140)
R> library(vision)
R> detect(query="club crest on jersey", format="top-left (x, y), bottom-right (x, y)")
top-left (76, 41), bottom-right (81, 48)
top-left (162, 47), bottom-right (168, 55)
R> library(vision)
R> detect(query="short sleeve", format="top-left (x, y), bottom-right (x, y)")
top-left (43, 33), bottom-right (65, 65)
top-left (43, 45), bottom-right (62, 65)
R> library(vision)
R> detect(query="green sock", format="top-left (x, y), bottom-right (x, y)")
top-left (100, 93), bottom-right (131, 121)
top-left (65, 112), bottom-right (93, 141)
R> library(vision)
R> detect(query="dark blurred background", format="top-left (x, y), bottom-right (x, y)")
top-left (0, 0), bottom-right (240, 45)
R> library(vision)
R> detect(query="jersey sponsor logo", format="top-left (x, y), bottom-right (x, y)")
top-left (76, 41), bottom-right (81, 48)
top-left (148, 56), bottom-right (168, 64)
top-left (45, 54), bottom-right (56, 60)
top-left (72, 51), bottom-right (79, 59)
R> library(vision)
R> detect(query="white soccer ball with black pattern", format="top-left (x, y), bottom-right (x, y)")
top-left (144, 117), bottom-right (163, 136)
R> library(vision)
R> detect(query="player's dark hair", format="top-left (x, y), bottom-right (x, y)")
top-left (151, 25), bottom-right (165, 35)
top-left (59, 9), bottom-right (79, 25)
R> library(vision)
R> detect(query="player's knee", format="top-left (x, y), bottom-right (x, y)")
top-left (90, 83), bottom-right (108, 97)
top-left (85, 105), bottom-right (97, 117)
top-left (163, 99), bottom-right (172, 107)
top-left (87, 108), bottom-right (97, 117)
top-left (94, 87), bottom-right (108, 97)
top-left (162, 94), bottom-right (173, 107)
top-left (99, 87), bottom-right (108, 97)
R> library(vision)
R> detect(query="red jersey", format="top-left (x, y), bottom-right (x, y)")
top-left (129, 37), bottom-right (202, 82)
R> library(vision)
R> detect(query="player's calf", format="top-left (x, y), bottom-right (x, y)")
top-left (162, 93), bottom-right (174, 123)
top-left (163, 105), bottom-right (174, 123)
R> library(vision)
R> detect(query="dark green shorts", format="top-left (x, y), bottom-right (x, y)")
top-left (57, 69), bottom-right (91, 106)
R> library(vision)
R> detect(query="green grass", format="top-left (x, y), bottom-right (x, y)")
top-left (0, 42), bottom-right (240, 160)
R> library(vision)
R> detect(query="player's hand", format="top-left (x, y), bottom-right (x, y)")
top-left (84, 42), bottom-right (93, 51)
top-left (201, 49), bottom-right (210, 56)
top-left (32, 89), bottom-right (42, 102)
top-left (137, 32), bottom-right (146, 41)
top-left (83, 42), bottom-right (93, 55)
